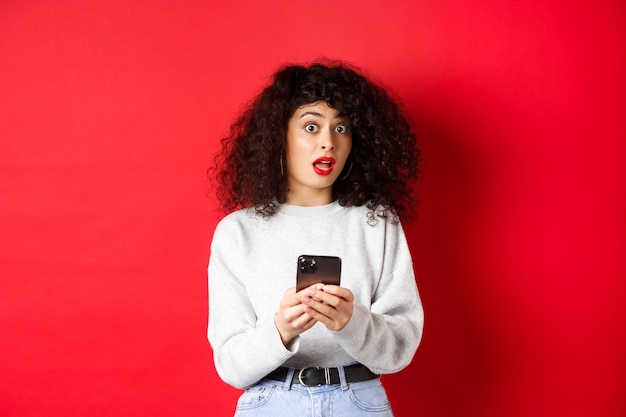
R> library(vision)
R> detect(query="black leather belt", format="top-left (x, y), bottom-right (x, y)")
top-left (264, 364), bottom-right (378, 386)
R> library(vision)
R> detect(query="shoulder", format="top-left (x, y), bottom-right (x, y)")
top-left (213, 207), bottom-right (260, 238)
top-left (217, 207), bottom-right (255, 225)
top-left (342, 203), bottom-right (402, 228)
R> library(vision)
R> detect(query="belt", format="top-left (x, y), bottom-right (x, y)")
top-left (263, 364), bottom-right (378, 387)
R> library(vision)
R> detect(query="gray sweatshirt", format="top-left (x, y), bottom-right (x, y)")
top-left (208, 201), bottom-right (423, 389)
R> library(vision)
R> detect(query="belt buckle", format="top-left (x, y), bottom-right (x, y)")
top-left (297, 367), bottom-right (331, 386)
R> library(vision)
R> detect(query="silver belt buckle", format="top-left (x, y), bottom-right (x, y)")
top-left (298, 367), bottom-right (331, 386)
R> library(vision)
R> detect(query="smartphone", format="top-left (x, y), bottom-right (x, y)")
top-left (296, 255), bottom-right (342, 291)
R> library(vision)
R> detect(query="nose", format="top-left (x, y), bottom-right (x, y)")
top-left (320, 129), bottom-right (335, 151)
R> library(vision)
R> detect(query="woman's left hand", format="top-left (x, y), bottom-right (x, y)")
top-left (300, 284), bottom-right (354, 331)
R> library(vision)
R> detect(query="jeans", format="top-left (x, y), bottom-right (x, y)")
top-left (234, 367), bottom-right (394, 417)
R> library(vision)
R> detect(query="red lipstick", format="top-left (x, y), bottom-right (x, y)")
top-left (312, 157), bottom-right (336, 175)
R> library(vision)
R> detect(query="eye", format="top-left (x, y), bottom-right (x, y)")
top-left (335, 124), bottom-right (348, 134)
top-left (305, 123), bottom-right (318, 133)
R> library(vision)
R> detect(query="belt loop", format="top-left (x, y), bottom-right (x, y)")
top-left (282, 368), bottom-right (295, 390)
top-left (337, 365), bottom-right (348, 390)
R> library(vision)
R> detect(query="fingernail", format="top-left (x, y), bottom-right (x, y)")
top-left (307, 289), bottom-right (316, 296)
top-left (316, 284), bottom-right (325, 290)
top-left (302, 296), bottom-right (311, 303)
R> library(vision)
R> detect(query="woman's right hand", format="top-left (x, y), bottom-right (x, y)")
top-left (274, 286), bottom-right (318, 346)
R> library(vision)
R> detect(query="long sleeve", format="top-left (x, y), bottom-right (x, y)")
top-left (333, 221), bottom-right (423, 374)
top-left (207, 218), bottom-right (297, 389)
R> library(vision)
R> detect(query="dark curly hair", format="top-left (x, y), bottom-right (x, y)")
top-left (209, 61), bottom-right (421, 223)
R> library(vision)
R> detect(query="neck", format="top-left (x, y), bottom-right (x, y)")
top-left (285, 188), bottom-right (333, 207)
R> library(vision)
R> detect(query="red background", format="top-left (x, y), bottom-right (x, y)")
top-left (1, 1), bottom-right (624, 416)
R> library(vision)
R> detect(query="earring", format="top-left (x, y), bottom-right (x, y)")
top-left (280, 155), bottom-right (285, 177)
top-left (339, 159), bottom-right (353, 181)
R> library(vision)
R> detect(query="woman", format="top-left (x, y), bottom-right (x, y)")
top-left (208, 61), bottom-right (423, 416)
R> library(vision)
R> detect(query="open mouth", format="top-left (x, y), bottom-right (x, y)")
top-left (312, 157), bottom-right (336, 175)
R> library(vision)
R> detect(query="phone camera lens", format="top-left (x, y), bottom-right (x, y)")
top-left (299, 257), bottom-right (318, 274)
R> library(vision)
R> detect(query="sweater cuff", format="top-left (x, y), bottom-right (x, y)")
top-left (334, 303), bottom-right (369, 343)
top-left (260, 318), bottom-right (299, 363)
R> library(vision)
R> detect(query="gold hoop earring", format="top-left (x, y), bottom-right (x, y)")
top-left (339, 159), bottom-right (353, 181)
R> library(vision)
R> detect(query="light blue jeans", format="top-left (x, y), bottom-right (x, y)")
top-left (234, 367), bottom-right (395, 417)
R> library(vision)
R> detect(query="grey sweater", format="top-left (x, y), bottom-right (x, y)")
top-left (208, 201), bottom-right (423, 389)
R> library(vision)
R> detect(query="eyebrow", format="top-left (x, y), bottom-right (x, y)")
top-left (299, 111), bottom-right (323, 119)
top-left (298, 111), bottom-right (347, 120)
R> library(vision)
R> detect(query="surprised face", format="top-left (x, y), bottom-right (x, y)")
top-left (284, 101), bottom-right (352, 206)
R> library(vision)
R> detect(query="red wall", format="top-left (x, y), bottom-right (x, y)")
top-left (1, 1), bottom-right (624, 416)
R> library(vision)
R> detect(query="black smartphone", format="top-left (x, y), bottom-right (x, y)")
top-left (296, 255), bottom-right (342, 291)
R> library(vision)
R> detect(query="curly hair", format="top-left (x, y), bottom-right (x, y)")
top-left (209, 61), bottom-right (421, 223)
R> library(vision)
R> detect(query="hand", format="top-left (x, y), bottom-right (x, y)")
top-left (300, 284), bottom-right (354, 331)
top-left (274, 287), bottom-right (318, 346)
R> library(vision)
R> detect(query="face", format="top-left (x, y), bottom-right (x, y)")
top-left (284, 101), bottom-right (352, 206)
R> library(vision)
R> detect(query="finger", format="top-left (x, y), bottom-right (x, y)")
top-left (303, 304), bottom-right (347, 331)
top-left (280, 287), bottom-right (306, 308)
top-left (300, 314), bottom-right (317, 331)
top-left (282, 302), bottom-right (309, 320)
top-left (289, 313), bottom-right (316, 330)
top-left (301, 284), bottom-right (327, 301)
top-left (290, 303), bottom-right (320, 325)
top-left (302, 288), bottom-right (341, 308)
top-left (303, 305), bottom-right (333, 325)
top-left (301, 296), bottom-right (339, 319)
top-left (318, 285), bottom-right (353, 301)
top-left (301, 290), bottom-right (352, 331)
